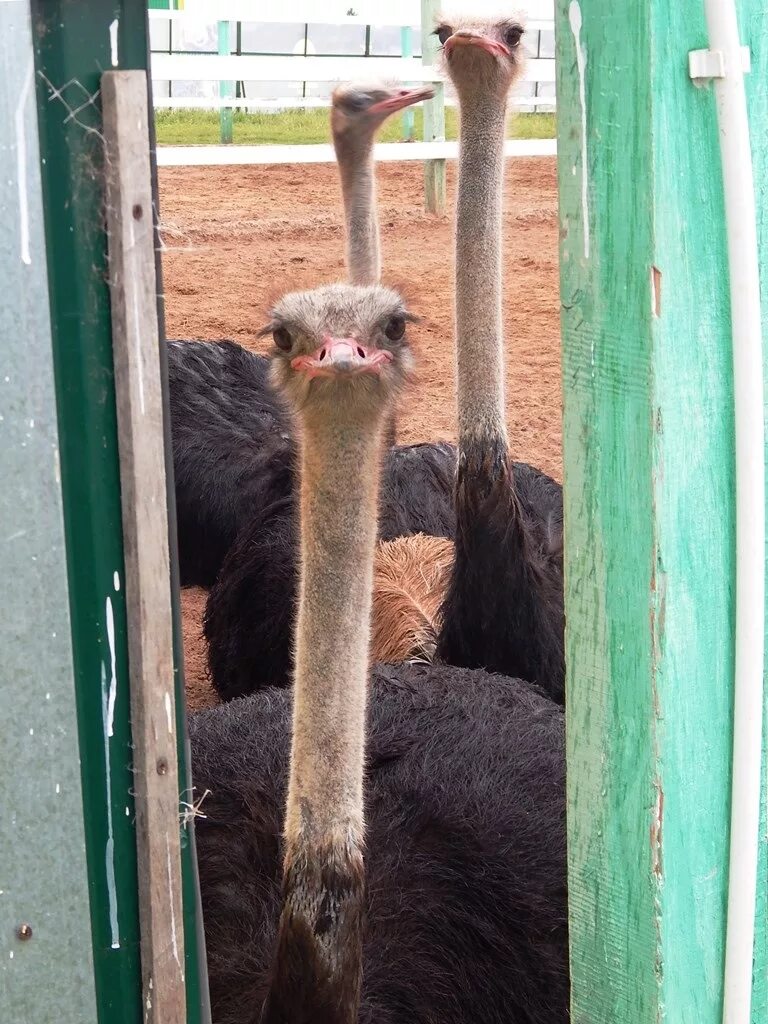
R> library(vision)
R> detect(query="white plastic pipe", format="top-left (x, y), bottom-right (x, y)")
top-left (700, 4), bottom-right (765, 1023)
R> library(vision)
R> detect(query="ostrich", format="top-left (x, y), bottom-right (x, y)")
top-left (190, 282), bottom-right (569, 1024)
top-left (434, 14), bottom-right (566, 702)
top-left (203, 85), bottom-right (459, 699)
top-left (331, 82), bottom-right (434, 286)
top-left (332, 80), bottom-right (431, 446)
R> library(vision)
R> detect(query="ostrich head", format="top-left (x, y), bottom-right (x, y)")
top-left (331, 82), bottom-right (435, 140)
top-left (436, 11), bottom-right (527, 99)
top-left (264, 283), bottom-right (415, 420)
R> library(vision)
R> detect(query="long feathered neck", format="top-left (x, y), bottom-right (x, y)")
top-left (332, 125), bottom-right (398, 446)
top-left (261, 402), bottom-right (384, 1024)
top-left (454, 92), bottom-right (508, 450)
top-left (436, 82), bottom-right (566, 700)
top-left (333, 127), bottom-right (380, 285)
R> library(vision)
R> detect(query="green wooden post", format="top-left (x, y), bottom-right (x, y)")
top-left (0, 4), bottom-right (98, 1019)
top-left (401, 27), bottom-right (415, 142)
top-left (29, 2), bottom-right (209, 1021)
top-left (745, 6), bottom-right (768, 1020)
top-left (218, 20), bottom-right (234, 145)
top-left (556, 0), bottom-right (767, 1021)
top-left (420, 0), bottom-right (445, 215)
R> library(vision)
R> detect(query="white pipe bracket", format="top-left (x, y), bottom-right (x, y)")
top-left (689, 46), bottom-right (751, 82)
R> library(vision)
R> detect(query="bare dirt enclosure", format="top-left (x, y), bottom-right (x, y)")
top-left (157, 157), bottom-right (562, 704)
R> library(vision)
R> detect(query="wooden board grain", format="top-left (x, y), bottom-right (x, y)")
top-left (102, 69), bottom-right (186, 1024)
top-left (554, 0), bottom-right (764, 1019)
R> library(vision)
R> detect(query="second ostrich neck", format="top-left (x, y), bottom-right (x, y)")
top-left (335, 131), bottom-right (380, 285)
top-left (455, 94), bottom-right (508, 450)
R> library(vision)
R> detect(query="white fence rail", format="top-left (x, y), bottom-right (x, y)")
top-left (150, 53), bottom-right (554, 86)
top-left (152, 53), bottom-right (441, 82)
top-left (151, 93), bottom-right (554, 111)
top-left (156, 138), bottom-right (557, 167)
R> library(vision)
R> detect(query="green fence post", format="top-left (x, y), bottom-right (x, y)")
top-left (555, 0), bottom-right (767, 1020)
top-left (420, 0), bottom-right (445, 215)
top-left (0, 4), bottom-right (98, 1018)
top-left (29, 2), bottom-right (209, 1020)
top-left (218, 20), bottom-right (234, 145)
top-left (401, 26), bottom-right (415, 142)
top-left (745, 6), bottom-right (768, 1021)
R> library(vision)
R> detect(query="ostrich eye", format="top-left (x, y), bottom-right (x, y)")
top-left (435, 25), bottom-right (453, 46)
top-left (343, 92), bottom-right (369, 113)
top-left (273, 326), bottom-right (293, 352)
top-left (504, 24), bottom-right (524, 47)
top-left (384, 315), bottom-right (406, 342)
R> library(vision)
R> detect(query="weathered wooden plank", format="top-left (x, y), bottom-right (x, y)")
top-left (421, 0), bottom-right (446, 215)
top-left (555, 0), bottom-right (764, 1019)
top-left (102, 69), bottom-right (186, 1024)
top-left (0, 3), bottom-right (97, 1019)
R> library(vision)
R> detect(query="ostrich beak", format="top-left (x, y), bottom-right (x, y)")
top-left (292, 337), bottom-right (393, 378)
top-left (367, 86), bottom-right (435, 115)
top-left (444, 33), bottom-right (510, 60)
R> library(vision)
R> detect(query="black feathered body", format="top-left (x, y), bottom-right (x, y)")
top-left (190, 663), bottom-right (569, 1024)
top-left (436, 436), bottom-right (565, 703)
top-left (168, 340), bottom-right (292, 587)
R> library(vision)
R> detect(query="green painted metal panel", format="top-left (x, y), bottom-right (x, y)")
top-left (30, 2), bottom-right (208, 1020)
top-left (0, 3), bottom-right (98, 1019)
top-left (554, 0), bottom-right (766, 1019)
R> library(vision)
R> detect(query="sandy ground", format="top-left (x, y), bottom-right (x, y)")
top-left (158, 157), bottom-right (562, 705)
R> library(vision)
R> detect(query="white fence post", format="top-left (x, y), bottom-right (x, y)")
top-left (420, 0), bottom-right (445, 214)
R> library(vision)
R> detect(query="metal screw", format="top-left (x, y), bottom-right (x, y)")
top-left (156, 757), bottom-right (168, 776)
top-left (17, 924), bottom-right (32, 941)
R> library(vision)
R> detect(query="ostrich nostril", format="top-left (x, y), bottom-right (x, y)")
top-left (319, 348), bottom-right (327, 361)
top-left (357, 346), bottom-right (366, 358)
